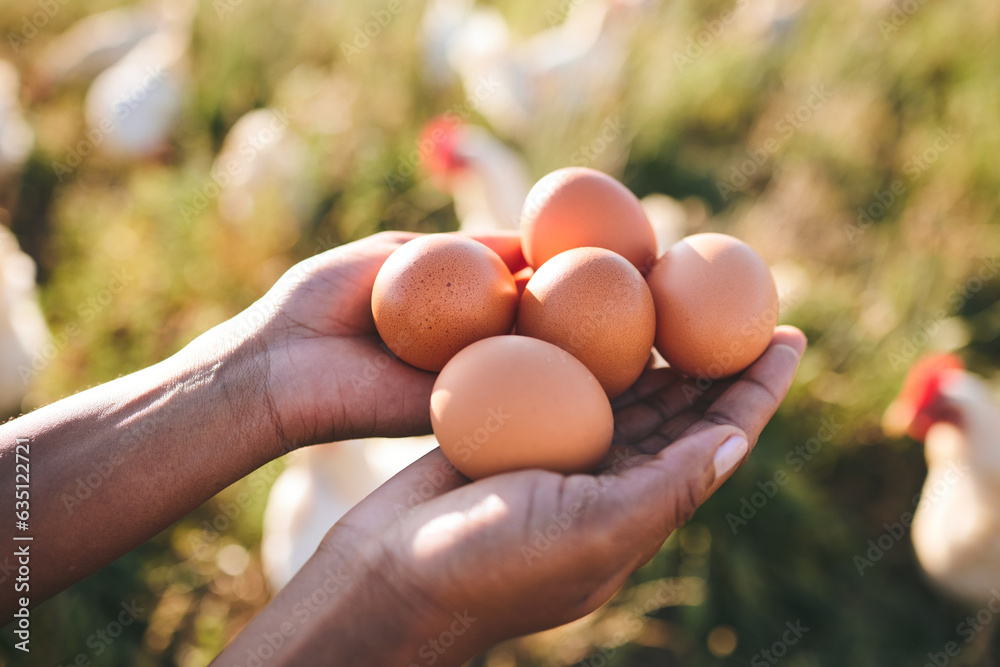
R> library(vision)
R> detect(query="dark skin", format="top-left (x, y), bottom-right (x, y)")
top-left (0, 232), bottom-right (805, 664)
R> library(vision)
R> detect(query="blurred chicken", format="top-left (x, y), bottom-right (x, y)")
top-left (262, 436), bottom-right (437, 592)
top-left (422, 0), bottom-right (649, 139)
top-left (0, 227), bottom-right (49, 415)
top-left (0, 61), bottom-right (34, 188)
top-left (883, 354), bottom-right (1000, 606)
top-left (34, 5), bottom-right (161, 92)
top-left (211, 68), bottom-right (356, 230)
top-left (419, 0), bottom-right (509, 88)
top-left (213, 108), bottom-right (313, 227)
top-left (38, 0), bottom-right (194, 159)
top-left (421, 118), bottom-right (530, 231)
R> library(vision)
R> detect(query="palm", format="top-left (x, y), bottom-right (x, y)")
top-left (258, 232), bottom-right (437, 447)
top-left (255, 231), bottom-right (528, 448)
top-left (329, 327), bottom-right (806, 647)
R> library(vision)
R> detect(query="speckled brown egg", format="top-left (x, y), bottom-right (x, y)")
top-left (517, 247), bottom-right (655, 399)
top-left (372, 235), bottom-right (518, 371)
top-left (431, 335), bottom-right (614, 479)
top-left (647, 233), bottom-right (779, 379)
top-left (520, 167), bottom-right (657, 274)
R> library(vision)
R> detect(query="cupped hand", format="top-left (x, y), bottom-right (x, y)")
top-left (226, 231), bottom-right (525, 450)
top-left (321, 327), bottom-right (806, 662)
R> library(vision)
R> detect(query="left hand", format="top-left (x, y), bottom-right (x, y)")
top-left (203, 230), bottom-right (525, 450)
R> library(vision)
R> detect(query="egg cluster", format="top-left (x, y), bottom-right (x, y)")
top-left (372, 167), bottom-right (779, 479)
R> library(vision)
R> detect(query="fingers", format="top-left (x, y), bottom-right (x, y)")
top-left (610, 365), bottom-right (681, 411)
top-left (599, 426), bottom-right (746, 564)
top-left (684, 325), bottom-right (806, 446)
top-left (462, 231), bottom-right (528, 274)
top-left (610, 368), bottom-right (728, 447)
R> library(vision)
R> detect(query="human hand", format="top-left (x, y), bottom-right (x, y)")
top-left (200, 231), bottom-right (526, 451)
top-left (285, 327), bottom-right (806, 664)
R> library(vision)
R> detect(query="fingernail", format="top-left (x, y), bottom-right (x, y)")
top-left (713, 434), bottom-right (748, 480)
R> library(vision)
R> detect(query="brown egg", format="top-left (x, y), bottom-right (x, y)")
top-left (372, 235), bottom-right (518, 372)
top-left (517, 247), bottom-right (655, 399)
top-left (647, 233), bottom-right (779, 379)
top-left (431, 336), bottom-right (614, 479)
top-left (521, 167), bottom-right (657, 274)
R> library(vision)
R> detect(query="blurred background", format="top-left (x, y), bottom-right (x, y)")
top-left (1, 0), bottom-right (999, 664)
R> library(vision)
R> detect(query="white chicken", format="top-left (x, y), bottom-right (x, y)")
top-left (0, 227), bottom-right (50, 416)
top-left (212, 68), bottom-right (358, 231)
top-left (212, 108), bottom-right (312, 227)
top-left (262, 437), bottom-right (438, 592)
top-left (420, 118), bottom-right (530, 232)
top-left (419, 0), bottom-right (509, 89)
top-left (39, 0), bottom-right (194, 159)
top-left (883, 354), bottom-right (1000, 607)
top-left (0, 61), bottom-right (34, 186)
top-left (34, 5), bottom-right (162, 91)
top-left (422, 0), bottom-right (649, 140)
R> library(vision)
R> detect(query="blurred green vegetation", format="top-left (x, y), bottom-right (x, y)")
top-left (1, 0), bottom-right (999, 665)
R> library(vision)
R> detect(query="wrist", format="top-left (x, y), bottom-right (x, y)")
top-left (228, 531), bottom-right (485, 666)
top-left (171, 314), bottom-right (289, 461)
top-left (314, 535), bottom-right (490, 666)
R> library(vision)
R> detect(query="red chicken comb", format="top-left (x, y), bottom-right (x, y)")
top-left (900, 353), bottom-right (965, 414)
top-left (420, 117), bottom-right (467, 176)
top-left (883, 353), bottom-right (964, 440)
